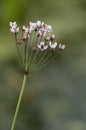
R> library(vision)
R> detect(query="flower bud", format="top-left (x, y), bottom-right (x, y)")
top-left (50, 35), bottom-right (55, 41)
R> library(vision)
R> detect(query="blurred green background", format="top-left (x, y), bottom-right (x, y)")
top-left (0, 0), bottom-right (86, 130)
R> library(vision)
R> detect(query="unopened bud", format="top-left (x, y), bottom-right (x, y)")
top-left (50, 35), bottom-right (55, 41)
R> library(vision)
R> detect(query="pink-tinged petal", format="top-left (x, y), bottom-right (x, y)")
top-left (10, 28), bottom-right (15, 33)
top-left (16, 27), bottom-right (19, 33)
top-left (49, 42), bottom-right (57, 49)
top-left (49, 42), bottom-right (52, 46)
top-left (13, 22), bottom-right (17, 27)
top-left (61, 45), bottom-right (65, 50)
top-left (40, 42), bottom-right (44, 46)
top-left (44, 45), bottom-right (48, 50)
top-left (37, 45), bottom-right (41, 49)
top-left (53, 42), bottom-right (57, 47)
top-left (37, 21), bottom-right (41, 27)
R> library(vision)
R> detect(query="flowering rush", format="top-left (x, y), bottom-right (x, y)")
top-left (10, 21), bottom-right (66, 130)
top-left (9, 21), bottom-right (65, 74)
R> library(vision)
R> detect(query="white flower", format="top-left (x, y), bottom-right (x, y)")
top-left (37, 42), bottom-right (48, 51)
top-left (37, 21), bottom-right (41, 27)
top-left (10, 27), bottom-right (19, 34)
top-left (36, 21), bottom-right (44, 28)
top-left (29, 22), bottom-right (37, 31)
top-left (37, 30), bottom-right (46, 37)
top-left (49, 42), bottom-right (57, 50)
top-left (22, 22), bottom-right (37, 34)
top-left (10, 22), bottom-right (17, 28)
top-left (59, 43), bottom-right (65, 50)
top-left (41, 24), bottom-right (52, 34)
top-left (47, 25), bottom-right (52, 32)
top-left (10, 27), bottom-right (19, 33)
top-left (22, 26), bottom-right (30, 33)
top-left (45, 24), bottom-right (52, 32)
top-left (10, 22), bottom-right (19, 33)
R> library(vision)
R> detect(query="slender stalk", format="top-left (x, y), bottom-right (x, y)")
top-left (24, 40), bottom-right (28, 72)
top-left (14, 34), bottom-right (23, 65)
top-left (11, 74), bottom-right (27, 130)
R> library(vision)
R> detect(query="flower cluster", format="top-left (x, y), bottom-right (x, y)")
top-left (10, 21), bottom-right (65, 74)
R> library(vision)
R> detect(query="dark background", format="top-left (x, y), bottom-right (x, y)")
top-left (0, 0), bottom-right (86, 129)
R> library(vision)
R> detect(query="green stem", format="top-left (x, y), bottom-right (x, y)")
top-left (11, 74), bottom-right (27, 130)
top-left (14, 34), bottom-right (23, 65)
top-left (24, 40), bottom-right (28, 72)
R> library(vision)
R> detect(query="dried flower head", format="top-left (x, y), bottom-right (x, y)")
top-left (10, 21), bottom-right (65, 74)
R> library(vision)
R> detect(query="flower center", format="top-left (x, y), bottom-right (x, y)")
top-left (41, 45), bottom-right (44, 49)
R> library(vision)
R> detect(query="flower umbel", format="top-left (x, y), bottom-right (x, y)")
top-left (10, 21), bottom-right (65, 73)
